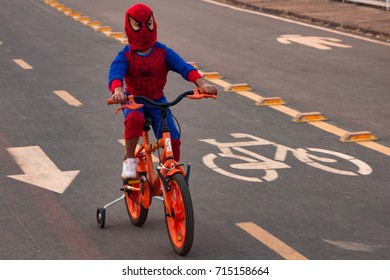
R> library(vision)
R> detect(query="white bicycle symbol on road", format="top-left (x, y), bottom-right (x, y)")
top-left (199, 133), bottom-right (372, 183)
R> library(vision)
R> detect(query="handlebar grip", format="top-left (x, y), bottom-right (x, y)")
top-left (106, 95), bottom-right (144, 114)
top-left (188, 94), bottom-right (217, 99)
top-left (188, 88), bottom-right (217, 99)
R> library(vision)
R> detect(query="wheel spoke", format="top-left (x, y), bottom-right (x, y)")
top-left (177, 219), bottom-right (186, 241)
top-left (171, 218), bottom-right (184, 244)
top-left (174, 203), bottom-right (185, 220)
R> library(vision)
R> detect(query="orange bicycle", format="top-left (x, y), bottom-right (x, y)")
top-left (97, 89), bottom-right (216, 256)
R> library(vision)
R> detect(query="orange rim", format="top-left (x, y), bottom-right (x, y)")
top-left (165, 180), bottom-right (186, 249)
top-left (125, 189), bottom-right (142, 219)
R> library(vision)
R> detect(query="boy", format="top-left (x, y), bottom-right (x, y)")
top-left (108, 3), bottom-right (217, 181)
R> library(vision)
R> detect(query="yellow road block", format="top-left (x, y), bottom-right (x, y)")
top-left (54, 4), bottom-right (65, 10)
top-left (256, 97), bottom-right (286, 106)
top-left (45, 0), bottom-right (58, 4)
top-left (96, 26), bottom-right (112, 32)
top-left (292, 112), bottom-right (327, 122)
top-left (202, 72), bottom-right (223, 79)
top-left (69, 12), bottom-right (81, 18)
top-left (225, 83), bottom-right (252, 92)
top-left (77, 16), bottom-right (90, 23)
top-left (61, 8), bottom-right (73, 15)
top-left (110, 32), bottom-right (125, 38)
top-left (340, 131), bottom-right (378, 142)
top-left (87, 21), bottom-right (101, 27)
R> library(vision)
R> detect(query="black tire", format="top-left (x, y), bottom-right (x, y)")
top-left (164, 174), bottom-right (194, 256)
top-left (97, 208), bottom-right (106, 228)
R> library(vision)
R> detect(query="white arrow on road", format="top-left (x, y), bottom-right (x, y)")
top-left (7, 146), bottom-right (80, 194)
top-left (277, 34), bottom-right (352, 50)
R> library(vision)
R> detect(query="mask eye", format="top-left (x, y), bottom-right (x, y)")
top-left (146, 14), bottom-right (154, 31)
top-left (128, 15), bottom-right (141, 32)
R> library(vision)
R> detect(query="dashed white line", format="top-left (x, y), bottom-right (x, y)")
top-left (53, 90), bottom-right (82, 107)
top-left (13, 59), bottom-right (33, 70)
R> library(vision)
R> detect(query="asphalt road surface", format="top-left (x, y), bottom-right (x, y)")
top-left (1, 0), bottom-right (389, 260)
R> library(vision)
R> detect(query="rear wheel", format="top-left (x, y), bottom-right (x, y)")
top-left (96, 208), bottom-right (105, 228)
top-left (125, 174), bottom-right (149, 226)
top-left (164, 174), bottom-right (194, 256)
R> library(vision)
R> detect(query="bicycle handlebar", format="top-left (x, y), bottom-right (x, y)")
top-left (107, 88), bottom-right (216, 112)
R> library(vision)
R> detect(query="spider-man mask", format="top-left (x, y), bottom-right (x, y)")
top-left (124, 4), bottom-right (157, 51)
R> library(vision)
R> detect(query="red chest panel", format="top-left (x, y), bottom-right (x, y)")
top-left (124, 47), bottom-right (168, 100)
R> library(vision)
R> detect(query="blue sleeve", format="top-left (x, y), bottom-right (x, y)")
top-left (108, 45), bottom-right (129, 88)
top-left (157, 42), bottom-right (197, 81)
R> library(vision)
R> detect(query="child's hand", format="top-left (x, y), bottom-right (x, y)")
top-left (112, 87), bottom-right (126, 104)
top-left (196, 78), bottom-right (218, 95)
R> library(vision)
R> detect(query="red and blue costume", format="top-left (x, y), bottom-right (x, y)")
top-left (108, 4), bottom-right (202, 161)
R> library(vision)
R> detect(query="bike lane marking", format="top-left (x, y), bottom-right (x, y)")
top-left (202, 153), bottom-right (263, 182)
top-left (53, 90), bottom-right (82, 107)
top-left (237, 222), bottom-right (308, 260)
top-left (201, 133), bottom-right (373, 183)
top-left (13, 59), bottom-right (33, 70)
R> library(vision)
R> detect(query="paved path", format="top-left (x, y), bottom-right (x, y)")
top-left (218, 0), bottom-right (390, 41)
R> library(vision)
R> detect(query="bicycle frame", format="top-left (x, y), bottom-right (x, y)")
top-left (98, 88), bottom-right (216, 255)
top-left (119, 90), bottom-right (213, 204)
top-left (134, 115), bottom-right (186, 209)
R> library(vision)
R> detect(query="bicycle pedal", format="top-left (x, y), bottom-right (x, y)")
top-left (123, 178), bottom-right (141, 185)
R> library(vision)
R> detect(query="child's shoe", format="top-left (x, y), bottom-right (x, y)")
top-left (121, 158), bottom-right (139, 180)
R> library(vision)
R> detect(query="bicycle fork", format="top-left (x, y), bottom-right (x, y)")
top-left (156, 162), bottom-right (191, 191)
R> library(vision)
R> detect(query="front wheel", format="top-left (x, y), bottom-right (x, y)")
top-left (164, 174), bottom-right (194, 256)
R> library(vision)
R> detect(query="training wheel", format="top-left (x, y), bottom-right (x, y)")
top-left (96, 208), bottom-right (106, 228)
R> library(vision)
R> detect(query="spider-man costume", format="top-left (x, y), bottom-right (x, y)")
top-left (108, 4), bottom-right (202, 161)
top-left (108, 42), bottom-right (201, 101)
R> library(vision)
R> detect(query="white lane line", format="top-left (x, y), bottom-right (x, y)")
top-left (202, 0), bottom-right (390, 46)
top-left (53, 90), bottom-right (82, 107)
top-left (237, 222), bottom-right (308, 260)
top-left (13, 59), bottom-right (33, 70)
